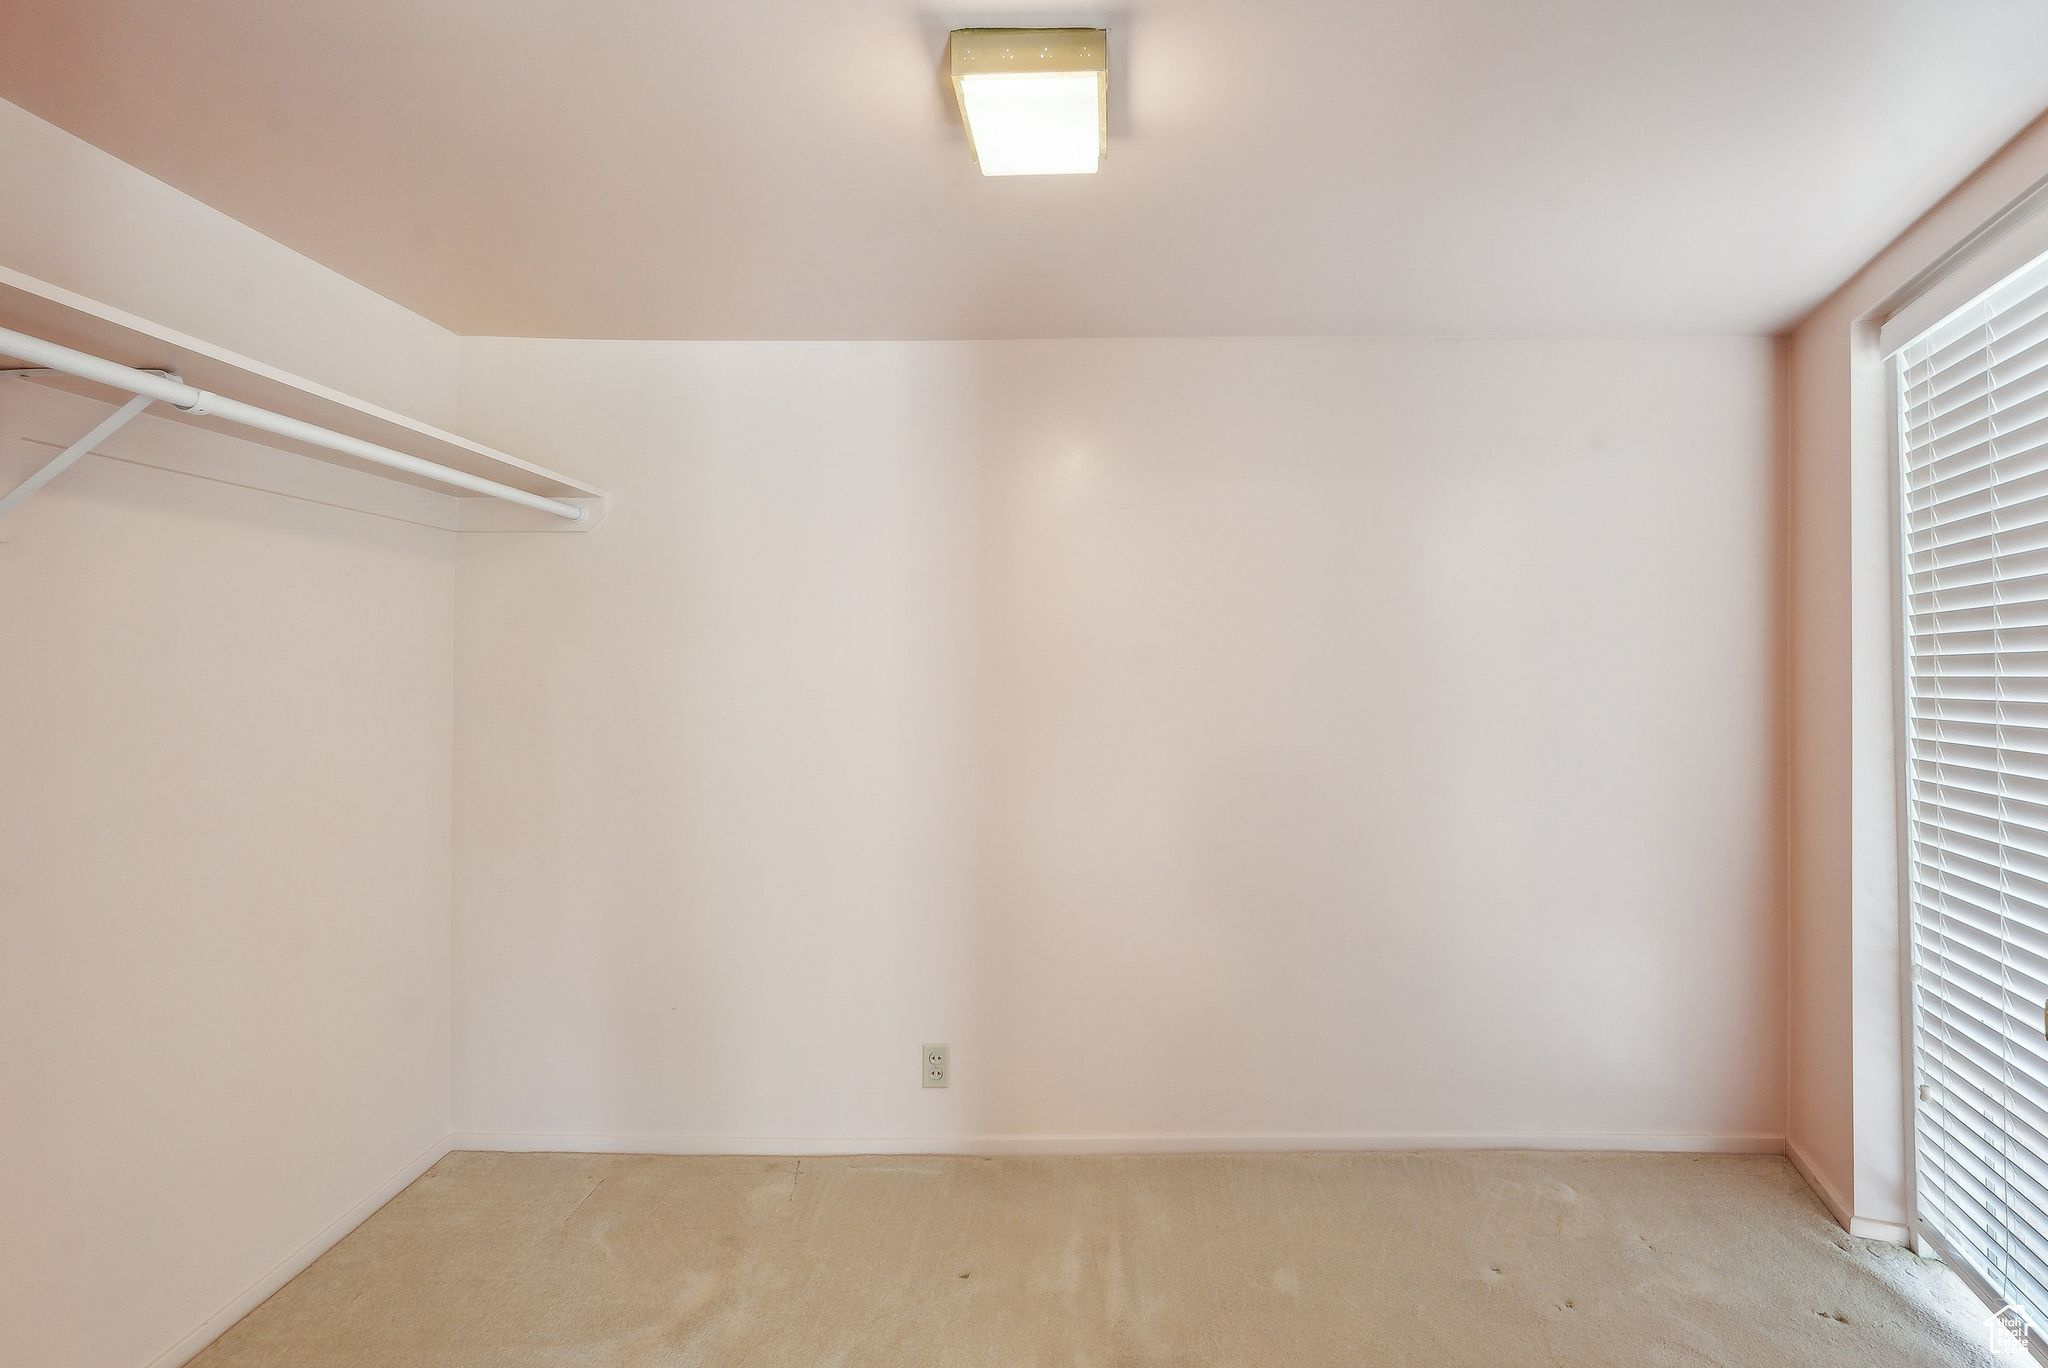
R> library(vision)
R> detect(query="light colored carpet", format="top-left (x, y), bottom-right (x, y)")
top-left (190, 1150), bottom-right (2004, 1367)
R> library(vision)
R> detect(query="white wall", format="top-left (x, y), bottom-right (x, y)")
top-left (451, 335), bottom-right (1784, 1150)
top-left (0, 99), bottom-right (462, 1368)
top-left (1785, 109), bottom-right (2048, 1238)
top-left (0, 387), bottom-right (455, 1368)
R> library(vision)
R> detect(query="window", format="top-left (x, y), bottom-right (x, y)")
top-left (1898, 240), bottom-right (2048, 1334)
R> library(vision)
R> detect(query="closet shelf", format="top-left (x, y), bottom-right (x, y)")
top-left (0, 265), bottom-right (606, 529)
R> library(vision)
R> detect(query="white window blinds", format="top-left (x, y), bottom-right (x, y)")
top-left (1901, 242), bottom-right (2048, 1332)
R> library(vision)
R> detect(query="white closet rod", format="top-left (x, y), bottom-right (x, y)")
top-left (0, 323), bottom-right (586, 521)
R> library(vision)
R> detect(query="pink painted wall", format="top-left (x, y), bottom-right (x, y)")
top-left (0, 99), bottom-right (456, 423)
top-left (449, 335), bottom-right (1786, 1153)
top-left (0, 100), bottom-right (461, 1368)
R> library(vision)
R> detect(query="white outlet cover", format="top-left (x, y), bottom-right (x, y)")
top-left (923, 1042), bottom-right (949, 1089)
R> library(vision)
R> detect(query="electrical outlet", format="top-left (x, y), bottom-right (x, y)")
top-left (923, 1042), bottom-right (950, 1089)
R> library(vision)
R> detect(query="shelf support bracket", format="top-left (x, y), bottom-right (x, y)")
top-left (0, 391), bottom-right (156, 520)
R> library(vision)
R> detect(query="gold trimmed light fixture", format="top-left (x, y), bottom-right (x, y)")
top-left (949, 28), bottom-right (1108, 177)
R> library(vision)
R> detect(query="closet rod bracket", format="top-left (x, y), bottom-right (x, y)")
top-left (0, 374), bottom-right (174, 520)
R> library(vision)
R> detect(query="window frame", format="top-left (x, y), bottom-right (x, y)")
top-left (1887, 202), bottom-right (2048, 1362)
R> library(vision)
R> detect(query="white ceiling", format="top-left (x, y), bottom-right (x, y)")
top-left (4, 0), bottom-right (2048, 339)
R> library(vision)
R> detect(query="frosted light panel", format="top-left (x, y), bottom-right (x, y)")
top-left (949, 29), bottom-right (1107, 178)
top-left (958, 73), bottom-right (1103, 176)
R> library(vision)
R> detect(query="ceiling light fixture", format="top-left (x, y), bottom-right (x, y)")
top-left (949, 28), bottom-right (1108, 177)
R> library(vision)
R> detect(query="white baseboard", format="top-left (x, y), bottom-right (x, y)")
top-left (1786, 1138), bottom-right (1853, 1227)
top-left (1785, 1138), bottom-right (1911, 1246)
top-left (144, 1132), bottom-right (453, 1368)
top-left (1850, 1215), bottom-right (1913, 1244)
top-left (449, 1130), bottom-right (1787, 1157)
